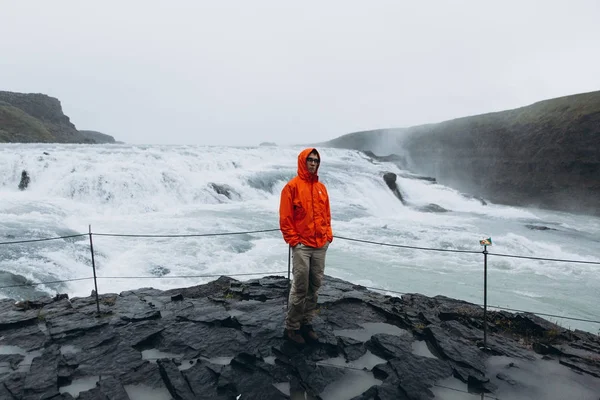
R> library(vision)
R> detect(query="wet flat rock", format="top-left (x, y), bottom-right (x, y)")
top-left (0, 275), bottom-right (599, 399)
top-left (0, 299), bottom-right (39, 330)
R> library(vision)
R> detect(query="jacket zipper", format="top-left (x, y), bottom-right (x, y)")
top-left (311, 181), bottom-right (317, 246)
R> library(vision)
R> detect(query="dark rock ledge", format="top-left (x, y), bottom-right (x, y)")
top-left (1, 276), bottom-right (599, 399)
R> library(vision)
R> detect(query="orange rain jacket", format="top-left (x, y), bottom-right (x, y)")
top-left (279, 148), bottom-right (333, 248)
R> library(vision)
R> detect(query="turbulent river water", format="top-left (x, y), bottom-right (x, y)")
top-left (1, 144), bottom-right (598, 332)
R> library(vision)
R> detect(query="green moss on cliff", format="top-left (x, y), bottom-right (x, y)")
top-left (0, 103), bottom-right (54, 143)
top-left (0, 91), bottom-right (118, 143)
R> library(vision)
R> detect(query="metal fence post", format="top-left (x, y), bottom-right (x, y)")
top-left (89, 225), bottom-right (100, 314)
top-left (483, 244), bottom-right (488, 349)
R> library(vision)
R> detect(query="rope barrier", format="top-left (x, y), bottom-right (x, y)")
top-left (0, 272), bottom-right (287, 290)
top-left (336, 236), bottom-right (600, 265)
top-left (0, 277), bottom-right (93, 289)
top-left (1, 227), bottom-right (598, 326)
top-left (1, 229), bottom-right (598, 266)
top-left (487, 251), bottom-right (600, 265)
top-left (334, 235), bottom-right (481, 254)
top-left (483, 305), bottom-right (600, 325)
top-left (96, 271), bottom-right (288, 280)
top-left (0, 233), bottom-right (88, 245)
top-left (91, 228), bottom-right (280, 238)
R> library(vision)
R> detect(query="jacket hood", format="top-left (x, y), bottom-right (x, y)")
top-left (297, 148), bottom-right (320, 181)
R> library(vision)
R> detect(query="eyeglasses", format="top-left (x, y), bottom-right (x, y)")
top-left (306, 157), bottom-right (320, 164)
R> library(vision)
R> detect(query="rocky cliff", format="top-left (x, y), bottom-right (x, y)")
top-left (78, 130), bottom-right (117, 144)
top-left (325, 91), bottom-right (600, 215)
top-left (0, 91), bottom-right (116, 144)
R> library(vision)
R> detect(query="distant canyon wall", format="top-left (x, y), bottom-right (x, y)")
top-left (0, 91), bottom-right (116, 143)
top-left (326, 91), bottom-right (600, 215)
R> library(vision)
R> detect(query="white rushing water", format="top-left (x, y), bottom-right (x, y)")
top-left (1, 144), bottom-right (599, 332)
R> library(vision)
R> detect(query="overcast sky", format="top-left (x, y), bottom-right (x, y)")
top-left (1, 1), bottom-right (599, 146)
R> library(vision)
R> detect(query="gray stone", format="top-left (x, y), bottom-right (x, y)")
top-left (425, 325), bottom-right (486, 373)
top-left (0, 299), bottom-right (39, 330)
top-left (22, 345), bottom-right (60, 400)
top-left (97, 377), bottom-right (131, 400)
top-left (157, 358), bottom-right (195, 400)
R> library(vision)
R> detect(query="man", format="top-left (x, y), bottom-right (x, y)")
top-left (279, 148), bottom-right (333, 344)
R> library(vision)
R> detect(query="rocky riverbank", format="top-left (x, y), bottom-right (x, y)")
top-left (1, 275), bottom-right (599, 399)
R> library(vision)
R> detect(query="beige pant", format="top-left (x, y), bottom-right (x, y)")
top-left (285, 242), bottom-right (329, 330)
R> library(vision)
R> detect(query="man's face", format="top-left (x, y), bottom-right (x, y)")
top-left (306, 154), bottom-right (320, 174)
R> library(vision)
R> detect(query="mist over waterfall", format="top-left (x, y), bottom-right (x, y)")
top-left (1, 143), bottom-right (599, 332)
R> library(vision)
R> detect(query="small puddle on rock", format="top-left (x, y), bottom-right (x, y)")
top-left (333, 322), bottom-right (409, 341)
top-left (19, 349), bottom-right (42, 373)
top-left (0, 346), bottom-right (42, 373)
top-left (317, 350), bottom-right (386, 371)
top-left (0, 345), bottom-right (27, 355)
top-left (263, 356), bottom-right (276, 365)
top-left (273, 382), bottom-right (290, 396)
top-left (178, 359), bottom-right (199, 371)
top-left (200, 356), bottom-right (233, 365)
top-left (0, 345), bottom-right (26, 372)
top-left (141, 349), bottom-right (183, 362)
top-left (315, 351), bottom-right (385, 400)
top-left (319, 369), bottom-right (382, 400)
top-left (411, 340), bottom-right (437, 359)
top-left (430, 376), bottom-right (470, 400)
top-left (290, 390), bottom-right (318, 400)
top-left (485, 355), bottom-right (600, 399)
top-left (177, 356), bottom-right (233, 370)
top-left (60, 345), bottom-right (81, 355)
top-left (227, 309), bottom-right (245, 317)
top-left (59, 376), bottom-right (100, 397)
top-left (124, 384), bottom-right (172, 400)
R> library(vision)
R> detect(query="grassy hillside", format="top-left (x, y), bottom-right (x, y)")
top-left (0, 102), bottom-right (54, 143)
top-left (325, 91), bottom-right (600, 215)
top-left (0, 91), bottom-right (117, 144)
top-left (79, 130), bottom-right (116, 144)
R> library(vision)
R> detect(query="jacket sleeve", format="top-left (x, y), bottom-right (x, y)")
top-left (325, 187), bottom-right (333, 243)
top-left (279, 184), bottom-right (301, 247)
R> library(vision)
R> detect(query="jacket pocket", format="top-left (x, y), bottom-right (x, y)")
top-left (293, 201), bottom-right (306, 221)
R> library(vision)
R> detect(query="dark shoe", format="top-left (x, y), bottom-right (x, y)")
top-left (301, 325), bottom-right (319, 342)
top-left (284, 328), bottom-right (306, 345)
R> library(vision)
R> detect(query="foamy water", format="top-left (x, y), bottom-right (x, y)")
top-left (1, 144), bottom-right (599, 332)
